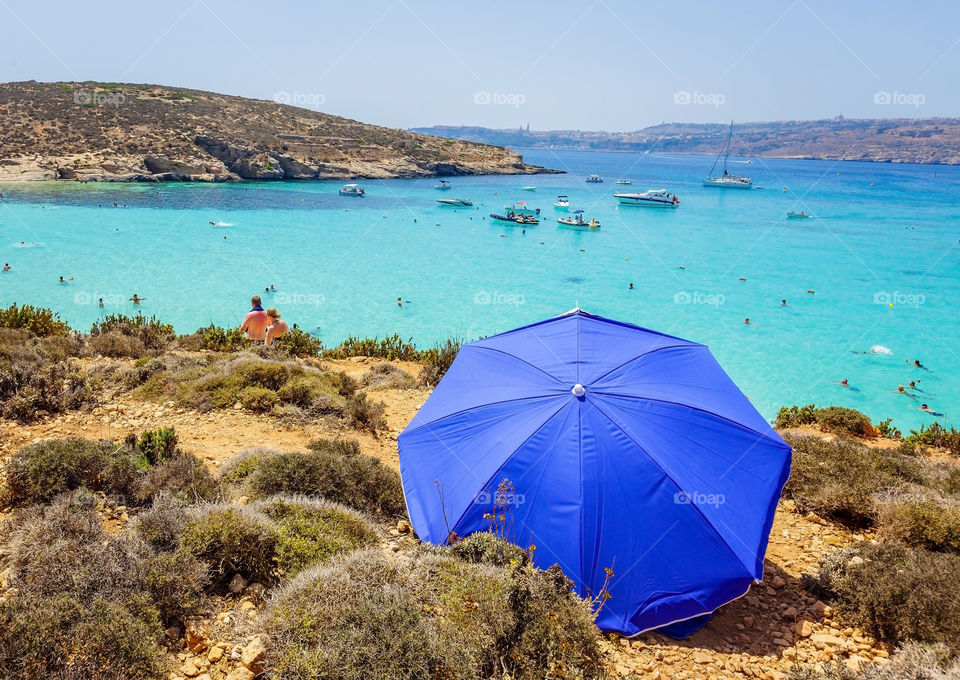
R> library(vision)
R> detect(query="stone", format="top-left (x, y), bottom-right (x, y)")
top-left (228, 574), bottom-right (248, 594)
top-left (812, 600), bottom-right (828, 615)
top-left (207, 646), bottom-right (224, 663)
top-left (239, 600), bottom-right (257, 612)
top-left (743, 615), bottom-right (755, 628)
top-left (165, 624), bottom-right (183, 641)
top-left (225, 669), bottom-right (254, 680)
top-left (795, 620), bottom-right (814, 638)
top-left (184, 619), bottom-right (209, 653)
top-left (783, 606), bottom-right (797, 618)
top-left (811, 633), bottom-right (844, 649)
top-left (246, 582), bottom-right (267, 599)
top-left (181, 658), bottom-right (200, 677)
top-left (693, 653), bottom-right (713, 664)
top-left (241, 636), bottom-right (266, 673)
top-left (396, 519), bottom-right (412, 534)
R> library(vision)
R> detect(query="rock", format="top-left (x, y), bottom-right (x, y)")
top-left (225, 669), bottom-right (254, 680)
top-left (181, 658), bottom-right (201, 677)
top-left (229, 574), bottom-right (248, 594)
top-left (207, 646), bottom-right (224, 663)
top-left (246, 582), bottom-right (267, 599)
top-left (184, 619), bottom-right (209, 653)
top-left (165, 624), bottom-right (183, 641)
top-left (692, 653), bottom-right (713, 664)
top-left (812, 600), bottom-right (828, 615)
top-left (811, 633), bottom-right (844, 649)
top-left (770, 576), bottom-right (786, 589)
top-left (743, 615), bottom-right (755, 628)
top-left (144, 155), bottom-right (204, 176)
top-left (396, 519), bottom-right (412, 534)
top-left (783, 606), bottom-right (797, 618)
top-left (848, 556), bottom-right (864, 567)
top-left (795, 620), bottom-right (814, 638)
top-left (241, 636), bottom-right (266, 673)
top-left (239, 600), bottom-right (257, 612)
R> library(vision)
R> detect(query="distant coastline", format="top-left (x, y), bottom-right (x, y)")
top-left (410, 118), bottom-right (960, 166)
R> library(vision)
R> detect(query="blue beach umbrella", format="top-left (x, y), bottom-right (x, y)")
top-left (398, 309), bottom-right (791, 637)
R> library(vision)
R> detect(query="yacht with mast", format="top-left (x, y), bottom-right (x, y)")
top-left (703, 122), bottom-right (753, 189)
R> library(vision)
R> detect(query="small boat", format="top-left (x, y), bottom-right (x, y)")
top-left (437, 198), bottom-right (473, 207)
top-left (787, 210), bottom-right (811, 219)
top-left (554, 195), bottom-right (570, 209)
top-left (522, 186), bottom-right (537, 191)
top-left (504, 203), bottom-right (540, 215)
top-left (490, 212), bottom-right (539, 225)
top-left (339, 183), bottom-right (365, 197)
top-left (434, 180), bottom-right (452, 191)
top-left (558, 211), bottom-right (600, 228)
top-left (614, 189), bottom-right (680, 207)
top-left (703, 122), bottom-right (753, 189)
top-left (586, 174), bottom-right (603, 183)
top-left (615, 179), bottom-right (632, 185)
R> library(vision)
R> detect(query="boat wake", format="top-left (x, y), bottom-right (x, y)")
top-left (209, 221), bottom-right (234, 227)
top-left (853, 344), bottom-right (892, 355)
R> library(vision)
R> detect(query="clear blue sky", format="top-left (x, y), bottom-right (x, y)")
top-left (2, 0), bottom-right (957, 130)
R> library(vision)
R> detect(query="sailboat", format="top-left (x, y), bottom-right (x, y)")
top-left (703, 122), bottom-right (753, 189)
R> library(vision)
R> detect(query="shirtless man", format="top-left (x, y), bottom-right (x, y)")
top-left (264, 308), bottom-right (289, 346)
top-left (240, 295), bottom-right (269, 343)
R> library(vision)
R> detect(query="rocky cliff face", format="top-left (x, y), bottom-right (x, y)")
top-left (0, 81), bottom-right (553, 182)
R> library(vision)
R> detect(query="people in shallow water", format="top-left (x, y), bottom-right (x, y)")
top-left (744, 318), bottom-right (750, 325)
top-left (628, 282), bottom-right (634, 290)
top-left (907, 358), bottom-right (924, 368)
top-left (897, 385), bottom-right (907, 394)
top-left (98, 298), bottom-right (104, 308)
top-left (130, 294), bottom-right (145, 305)
top-left (265, 308), bottom-right (289, 346)
top-left (920, 404), bottom-right (934, 413)
top-left (2, 263), bottom-right (9, 271)
top-left (58, 276), bottom-right (66, 284)
top-left (781, 299), bottom-right (787, 306)
top-left (840, 378), bottom-right (849, 386)
top-left (397, 297), bottom-right (403, 307)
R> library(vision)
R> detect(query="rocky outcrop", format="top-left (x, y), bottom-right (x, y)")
top-left (0, 82), bottom-right (555, 182)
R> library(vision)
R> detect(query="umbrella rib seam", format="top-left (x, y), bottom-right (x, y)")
top-left (401, 393), bottom-right (566, 437)
top-left (586, 344), bottom-right (699, 385)
top-left (470, 345), bottom-right (567, 385)
top-left (587, 399), bottom-right (756, 578)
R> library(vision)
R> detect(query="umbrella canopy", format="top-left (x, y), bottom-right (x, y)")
top-left (398, 309), bottom-right (791, 636)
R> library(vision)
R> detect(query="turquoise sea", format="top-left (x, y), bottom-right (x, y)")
top-left (1, 150), bottom-right (958, 431)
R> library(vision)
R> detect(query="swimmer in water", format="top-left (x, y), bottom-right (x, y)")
top-left (98, 298), bottom-right (104, 308)
top-left (906, 358), bottom-right (925, 369)
top-left (270, 284), bottom-right (276, 291)
top-left (130, 294), bottom-right (145, 305)
top-left (628, 283), bottom-right (634, 290)
top-left (781, 299), bottom-right (787, 306)
top-left (397, 297), bottom-right (402, 307)
top-left (841, 378), bottom-right (849, 387)
top-left (2, 263), bottom-right (9, 271)
top-left (744, 318), bottom-right (751, 325)
top-left (58, 276), bottom-right (66, 284)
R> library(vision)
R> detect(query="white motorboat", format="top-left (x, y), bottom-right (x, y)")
top-left (615, 179), bottom-right (632, 185)
top-left (585, 174), bottom-right (603, 183)
top-left (703, 122), bottom-right (753, 189)
top-left (554, 195), bottom-right (570, 209)
top-left (338, 183), bottom-right (365, 196)
top-left (614, 189), bottom-right (680, 207)
top-left (558, 210), bottom-right (600, 228)
top-left (522, 186), bottom-right (537, 191)
top-left (437, 197), bottom-right (473, 207)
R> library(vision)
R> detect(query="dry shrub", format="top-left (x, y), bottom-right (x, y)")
top-left (876, 495), bottom-right (960, 553)
top-left (0, 340), bottom-right (89, 421)
top-left (362, 361), bottom-right (415, 389)
top-left (88, 329), bottom-right (147, 358)
top-left (787, 642), bottom-right (958, 680)
top-left (261, 542), bottom-right (604, 680)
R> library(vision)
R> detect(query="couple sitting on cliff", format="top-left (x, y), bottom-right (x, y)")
top-left (240, 295), bottom-right (289, 346)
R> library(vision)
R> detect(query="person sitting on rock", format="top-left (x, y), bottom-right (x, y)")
top-left (264, 308), bottom-right (289, 347)
top-left (240, 295), bottom-right (269, 344)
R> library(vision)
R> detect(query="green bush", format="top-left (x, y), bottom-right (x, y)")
top-left (274, 327), bottom-right (322, 357)
top-left (88, 329), bottom-right (148, 358)
top-left (345, 392), bottom-right (387, 431)
top-left (453, 532), bottom-right (528, 568)
top-left (906, 422), bottom-right (960, 456)
top-left (179, 506), bottom-right (279, 586)
top-left (129, 426), bottom-right (178, 466)
top-left (1, 438), bottom-right (140, 508)
top-left (775, 404), bottom-right (877, 437)
top-left (190, 323), bottom-right (248, 351)
top-left (809, 543), bottom-right (960, 651)
top-left (134, 452), bottom-right (221, 504)
top-left (258, 497), bottom-right (379, 576)
top-left (0, 303), bottom-right (71, 336)
top-left (782, 433), bottom-right (923, 527)
top-left (240, 439), bottom-right (406, 517)
top-left (323, 334), bottom-right (420, 361)
top-left (0, 340), bottom-right (89, 421)
top-left (144, 549), bottom-right (209, 622)
top-left (90, 313), bottom-right (175, 350)
top-left (240, 385), bottom-right (280, 412)
top-left (261, 547), bottom-right (604, 680)
top-left (877, 497), bottom-right (960, 553)
top-left (419, 337), bottom-right (461, 386)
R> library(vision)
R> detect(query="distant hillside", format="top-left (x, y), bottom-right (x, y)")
top-left (410, 118), bottom-right (960, 165)
top-left (0, 81), bottom-right (552, 182)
